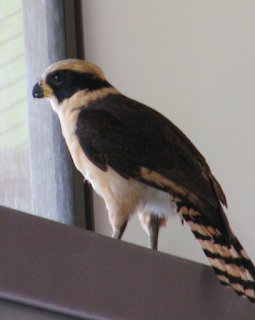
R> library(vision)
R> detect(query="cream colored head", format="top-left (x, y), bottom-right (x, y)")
top-left (32, 59), bottom-right (111, 106)
top-left (41, 59), bottom-right (106, 83)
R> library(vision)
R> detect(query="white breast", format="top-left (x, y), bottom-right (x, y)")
top-left (51, 96), bottom-right (177, 231)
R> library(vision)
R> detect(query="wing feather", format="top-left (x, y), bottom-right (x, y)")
top-left (76, 93), bottom-right (229, 235)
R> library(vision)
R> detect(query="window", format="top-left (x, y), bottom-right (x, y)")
top-left (0, 0), bottom-right (78, 225)
top-left (0, 0), bottom-right (32, 213)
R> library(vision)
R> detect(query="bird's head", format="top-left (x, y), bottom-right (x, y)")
top-left (32, 59), bottom-right (114, 112)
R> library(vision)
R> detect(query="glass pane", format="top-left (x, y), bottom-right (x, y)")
top-left (0, 0), bottom-right (33, 212)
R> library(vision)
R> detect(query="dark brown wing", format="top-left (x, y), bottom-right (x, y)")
top-left (76, 93), bottom-right (229, 233)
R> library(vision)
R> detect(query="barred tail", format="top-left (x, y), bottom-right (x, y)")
top-left (176, 203), bottom-right (255, 303)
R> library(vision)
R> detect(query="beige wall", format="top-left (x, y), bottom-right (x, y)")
top-left (81, 1), bottom-right (255, 265)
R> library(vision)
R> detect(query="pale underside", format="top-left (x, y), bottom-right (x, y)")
top-left (49, 91), bottom-right (176, 236)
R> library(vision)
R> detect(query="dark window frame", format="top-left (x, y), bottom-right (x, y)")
top-left (22, 0), bottom-right (94, 229)
top-left (22, 0), bottom-right (75, 225)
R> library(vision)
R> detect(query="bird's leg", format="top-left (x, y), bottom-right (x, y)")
top-left (112, 219), bottom-right (128, 240)
top-left (148, 214), bottom-right (161, 250)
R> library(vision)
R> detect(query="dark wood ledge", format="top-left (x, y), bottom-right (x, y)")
top-left (0, 205), bottom-right (254, 319)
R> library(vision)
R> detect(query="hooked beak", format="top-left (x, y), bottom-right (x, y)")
top-left (32, 81), bottom-right (53, 99)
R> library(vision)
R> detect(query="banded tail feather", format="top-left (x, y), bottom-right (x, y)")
top-left (174, 199), bottom-right (255, 304)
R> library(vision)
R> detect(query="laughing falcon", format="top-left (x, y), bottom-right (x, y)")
top-left (33, 59), bottom-right (255, 303)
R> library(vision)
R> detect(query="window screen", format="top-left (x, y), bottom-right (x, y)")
top-left (0, 0), bottom-right (33, 213)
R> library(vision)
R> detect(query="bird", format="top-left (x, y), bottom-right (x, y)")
top-left (33, 58), bottom-right (255, 303)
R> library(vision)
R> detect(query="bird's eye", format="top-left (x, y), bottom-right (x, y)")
top-left (52, 72), bottom-right (64, 85)
top-left (54, 75), bottom-right (60, 82)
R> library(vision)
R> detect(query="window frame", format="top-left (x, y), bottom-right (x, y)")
top-left (22, 0), bottom-right (76, 224)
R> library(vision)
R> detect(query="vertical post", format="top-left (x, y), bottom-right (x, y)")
top-left (73, 0), bottom-right (95, 231)
top-left (22, 0), bottom-right (75, 225)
